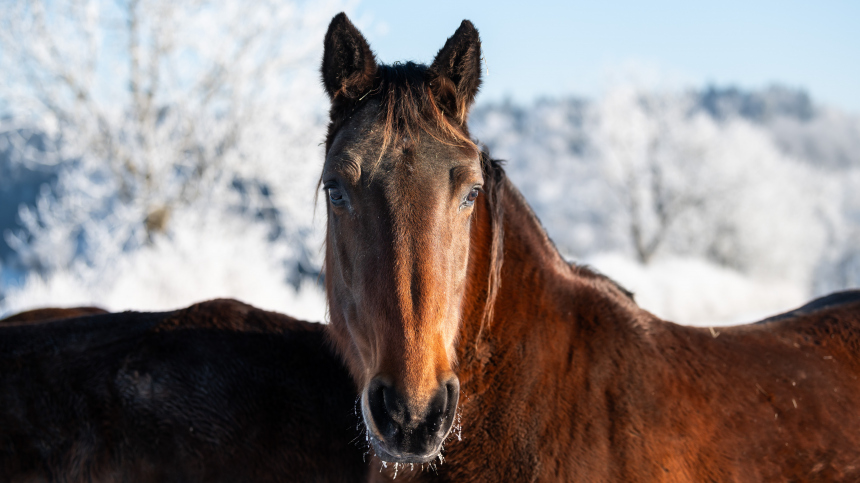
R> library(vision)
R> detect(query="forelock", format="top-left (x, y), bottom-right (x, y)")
top-left (324, 62), bottom-right (478, 170)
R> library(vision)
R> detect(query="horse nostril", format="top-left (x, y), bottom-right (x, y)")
top-left (381, 383), bottom-right (406, 425)
top-left (442, 376), bottom-right (460, 427)
top-left (445, 377), bottom-right (460, 405)
top-left (367, 377), bottom-right (407, 438)
top-left (381, 384), bottom-right (395, 413)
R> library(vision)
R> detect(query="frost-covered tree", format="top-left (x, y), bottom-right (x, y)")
top-left (473, 86), bottom-right (839, 287)
top-left (591, 88), bottom-right (718, 264)
top-left (812, 168), bottom-right (860, 294)
top-left (0, 0), bottom-right (344, 282)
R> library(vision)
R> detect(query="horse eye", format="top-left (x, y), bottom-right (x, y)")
top-left (464, 188), bottom-right (480, 206)
top-left (327, 187), bottom-right (346, 206)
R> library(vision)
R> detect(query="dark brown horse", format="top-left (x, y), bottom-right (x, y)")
top-left (320, 13), bottom-right (860, 481)
top-left (1, 306), bottom-right (108, 324)
top-left (0, 299), bottom-right (366, 482)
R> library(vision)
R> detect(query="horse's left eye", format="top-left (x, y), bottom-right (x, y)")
top-left (463, 188), bottom-right (480, 207)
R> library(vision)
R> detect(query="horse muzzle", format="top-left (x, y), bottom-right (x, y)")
top-left (362, 375), bottom-right (460, 463)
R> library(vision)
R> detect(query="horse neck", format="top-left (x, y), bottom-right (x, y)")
top-left (456, 176), bottom-right (648, 389)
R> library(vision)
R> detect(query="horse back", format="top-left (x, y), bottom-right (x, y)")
top-left (653, 291), bottom-right (860, 481)
top-left (753, 289), bottom-right (860, 366)
top-left (0, 299), bottom-right (366, 482)
top-left (758, 289), bottom-right (860, 325)
top-left (1, 306), bottom-right (109, 324)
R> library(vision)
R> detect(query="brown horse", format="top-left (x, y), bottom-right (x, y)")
top-left (0, 299), bottom-right (367, 482)
top-left (320, 13), bottom-right (860, 481)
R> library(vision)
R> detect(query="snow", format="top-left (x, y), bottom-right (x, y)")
top-left (0, 209), bottom-right (328, 321)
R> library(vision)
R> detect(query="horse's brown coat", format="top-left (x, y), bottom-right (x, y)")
top-left (433, 171), bottom-right (860, 482)
top-left (319, 13), bottom-right (860, 482)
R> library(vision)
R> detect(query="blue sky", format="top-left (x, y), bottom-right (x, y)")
top-left (351, 0), bottom-right (860, 112)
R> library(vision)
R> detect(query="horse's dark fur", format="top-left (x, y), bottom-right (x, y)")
top-left (0, 299), bottom-right (366, 482)
top-left (1, 306), bottom-right (108, 324)
top-left (757, 290), bottom-right (860, 323)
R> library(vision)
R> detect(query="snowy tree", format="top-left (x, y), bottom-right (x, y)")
top-left (812, 168), bottom-right (860, 294)
top-left (588, 86), bottom-right (833, 282)
top-left (0, 0), bottom-right (345, 281)
top-left (591, 88), bottom-right (730, 264)
top-left (472, 86), bottom-right (843, 290)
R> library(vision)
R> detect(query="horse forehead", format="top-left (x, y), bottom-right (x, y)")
top-left (378, 149), bottom-right (457, 209)
top-left (327, 104), bottom-right (477, 197)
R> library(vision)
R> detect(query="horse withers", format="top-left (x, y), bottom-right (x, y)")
top-left (320, 13), bottom-right (860, 481)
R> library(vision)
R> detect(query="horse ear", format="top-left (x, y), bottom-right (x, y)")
top-left (428, 20), bottom-right (482, 124)
top-left (321, 13), bottom-right (377, 100)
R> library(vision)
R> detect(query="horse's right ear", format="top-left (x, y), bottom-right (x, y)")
top-left (321, 13), bottom-right (378, 100)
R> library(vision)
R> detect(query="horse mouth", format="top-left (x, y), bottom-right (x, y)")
top-left (360, 404), bottom-right (448, 464)
top-left (366, 432), bottom-right (443, 464)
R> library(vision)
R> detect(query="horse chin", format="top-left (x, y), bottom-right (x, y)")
top-left (367, 433), bottom-right (443, 465)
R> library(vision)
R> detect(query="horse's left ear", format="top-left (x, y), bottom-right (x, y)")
top-left (428, 20), bottom-right (482, 125)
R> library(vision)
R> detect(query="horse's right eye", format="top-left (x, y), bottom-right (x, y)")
top-left (324, 182), bottom-right (347, 207)
top-left (462, 187), bottom-right (481, 209)
top-left (328, 188), bottom-right (345, 205)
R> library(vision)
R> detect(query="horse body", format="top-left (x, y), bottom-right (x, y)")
top-left (432, 175), bottom-right (860, 482)
top-left (319, 14), bottom-right (860, 482)
top-left (0, 299), bottom-right (365, 482)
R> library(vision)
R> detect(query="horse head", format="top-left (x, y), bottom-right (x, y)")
top-left (320, 13), bottom-right (485, 464)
